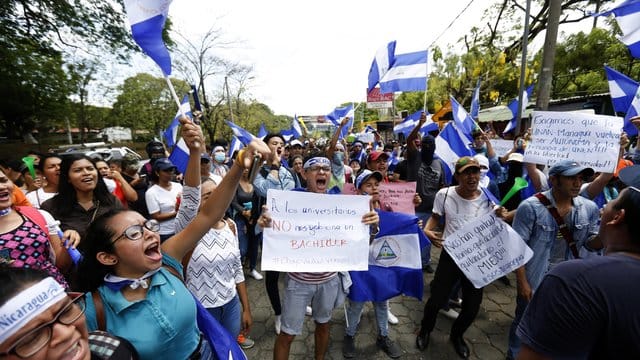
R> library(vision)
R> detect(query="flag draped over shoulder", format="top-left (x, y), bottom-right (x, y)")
top-left (503, 85), bottom-right (534, 135)
top-left (225, 120), bottom-right (255, 145)
top-left (368, 41), bottom-right (396, 93)
top-left (379, 50), bottom-right (428, 94)
top-left (348, 211), bottom-right (429, 302)
top-left (123, 0), bottom-right (173, 75)
top-left (163, 95), bottom-right (191, 148)
top-left (594, 0), bottom-right (640, 58)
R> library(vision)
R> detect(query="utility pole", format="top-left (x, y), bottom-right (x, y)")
top-left (515, 0), bottom-right (532, 135)
top-left (536, 0), bottom-right (562, 111)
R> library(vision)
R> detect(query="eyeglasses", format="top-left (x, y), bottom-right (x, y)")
top-left (628, 186), bottom-right (640, 194)
top-left (1, 293), bottom-right (86, 358)
top-left (111, 219), bottom-right (160, 244)
top-left (307, 166), bottom-right (331, 173)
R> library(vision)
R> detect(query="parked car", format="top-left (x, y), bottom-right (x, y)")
top-left (53, 142), bottom-right (142, 162)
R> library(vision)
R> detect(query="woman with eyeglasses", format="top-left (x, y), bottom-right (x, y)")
top-left (0, 267), bottom-right (138, 360)
top-left (144, 158), bottom-right (182, 242)
top-left (75, 118), bottom-right (270, 359)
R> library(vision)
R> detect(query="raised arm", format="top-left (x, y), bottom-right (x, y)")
top-left (327, 116), bottom-right (350, 160)
top-left (407, 112), bottom-right (427, 153)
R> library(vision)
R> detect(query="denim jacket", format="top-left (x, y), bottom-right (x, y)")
top-left (512, 190), bottom-right (599, 291)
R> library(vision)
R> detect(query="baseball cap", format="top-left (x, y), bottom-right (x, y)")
top-left (507, 153), bottom-right (524, 163)
top-left (200, 152), bottom-right (211, 162)
top-left (355, 169), bottom-right (383, 190)
top-left (367, 151), bottom-right (389, 163)
top-left (455, 156), bottom-right (481, 174)
top-left (152, 158), bottom-right (176, 172)
top-left (473, 154), bottom-right (489, 169)
top-left (548, 160), bottom-right (594, 178)
top-left (290, 139), bottom-right (303, 148)
top-left (619, 165), bottom-right (640, 188)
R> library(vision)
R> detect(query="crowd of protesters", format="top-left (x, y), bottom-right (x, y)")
top-left (1, 113), bottom-right (640, 359)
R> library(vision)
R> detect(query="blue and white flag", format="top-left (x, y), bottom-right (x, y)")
top-left (257, 124), bottom-right (268, 140)
top-left (470, 79), bottom-right (481, 119)
top-left (168, 139), bottom-right (189, 174)
top-left (503, 85), bottom-right (534, 135)
top-left (163, 95), bottom-right (191, 148)
top-left (368, 41), bottom-right (397, 93)
top-left (326, 104), bottom-right (355, 139)
top-left (623, 89), bottom-right (640, 136)
top-left (435, 122), bottom-right (474, 174)
top-left (193, 294), bottom-right (247, 360)
top-left (123, 0), bottom-right (173, 75)
top-left (225, 120), bottom-right (255, 145)
top-left (450, 96), bottom-right (477, 142)
top-left (393, 110), bottom-right (437, 137)
top-left (595, 0), bottom-right (640, 58)
top-left (348, 211), bottom-right (429, 302)
top-left (364, 125), bottom-right (376, 133)
top-left (605, 65), bottom-right (639, 113)
top-left (379, 50), bottom-right (428, 94)
top-left (292, 114), bottom-right (303, 139)
top-left (228, 135), bottom-right (244, 158)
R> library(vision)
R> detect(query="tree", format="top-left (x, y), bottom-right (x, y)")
top-left (67, 60), bottom-right (101, 142)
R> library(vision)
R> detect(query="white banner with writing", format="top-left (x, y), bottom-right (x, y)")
top-left (443, 213), bottom-right (533, 288)
top-left (262, 189), bottom-right (371, 272)
top-left (489, 139), bottom-right (514, 157)
top-left (525, 111), bottom-right (622, 173)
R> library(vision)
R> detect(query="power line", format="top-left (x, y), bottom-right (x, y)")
top-left (428, 0), bottom-right (477, 49)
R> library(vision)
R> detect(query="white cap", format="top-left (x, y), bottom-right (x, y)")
top-left (507, 153), bottom-right (524, 163)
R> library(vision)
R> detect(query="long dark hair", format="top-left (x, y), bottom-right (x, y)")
top-left (0, 266), bottom-right (49, 305)
top-left (76, 208), bottom-right (124, 292)
top-left (49, 154), bottom-right (115, 214)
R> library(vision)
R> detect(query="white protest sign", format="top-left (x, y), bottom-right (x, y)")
top-left (443, 213), bottom-right (533, 288)
top-left (356, 132), bottom-right (375, 144)
top-left (524, 111), bottom-right (622, 173)
top-left (489, 139), bottom-right (514, 157)
top-left (262, 189), bottom-right (371, 272)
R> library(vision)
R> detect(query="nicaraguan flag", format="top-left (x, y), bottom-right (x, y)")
top-left (605, 65), bottom-right (639, 113)
top-left (193, 294), bottom-right (247, 360)
top-left (450, 96), bottom-right (477, 143)
top-left (228, 135), bottom-right (244, 158)
top-left (368, 41), bottom-right (396, 93)
top-left (435, 122), bottom-right (474, 175)
top-left (503, 84), bottom-right (534, 134)
top-left (225, 120), bottom-right (255, 145)
top-left (163, 95), bottom-right (191, 148)
top-left (280, 128), bottom-right (295, 143)
top-left (595, 0), bottom-right (640, 58)
top-left (470, 78), bottom-right (481, 120)
top-left (292, 114), bottom-right (303, 139)
top-left (623, 88), bottom-right (640, 136)
top-left (257, 124), bottom-right (268, 140)
top-left (168, 139), bottom-right (189, 174)
top-left (379, 50), bottom-right (428, 94)
top-left (123, 0), bottom-right (173, 75)
top-left (326, 104), bottom-right (354, 139)
top-left (348, 211), bottom-right (429, 302)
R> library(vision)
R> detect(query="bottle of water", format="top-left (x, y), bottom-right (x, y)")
top-left (49, 221), bottom-right (83, 265)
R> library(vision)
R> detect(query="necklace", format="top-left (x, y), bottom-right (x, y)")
top-left (0, 208), bottom-right (11, 217)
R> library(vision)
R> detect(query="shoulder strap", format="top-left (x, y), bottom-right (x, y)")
top-left (534, 193), bottom-right (580, 259)
top-left (16, 206), bottom-right (48, 233)
top-left (91, 290), bottom-right (107, 331)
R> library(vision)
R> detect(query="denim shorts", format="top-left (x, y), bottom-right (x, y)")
top-left (280, 275), bottom-right (341, 335)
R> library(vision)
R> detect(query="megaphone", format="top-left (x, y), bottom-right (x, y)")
top-left (21, 157), bottom-right (36, 179)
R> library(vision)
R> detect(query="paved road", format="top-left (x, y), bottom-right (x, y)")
top-left (241, 247), bottom-right (516, 359)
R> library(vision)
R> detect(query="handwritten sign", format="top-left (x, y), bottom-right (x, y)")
top-left (443, 213), bottom-right (533, 288)
top-left (342, 182), bottom-right (417, 214)
top-left (262, 189), bottom-right (370, 272)
top-left (524, 111), bottom-right (622, 173)
top-left (489, 139), bottom-right (514, 157)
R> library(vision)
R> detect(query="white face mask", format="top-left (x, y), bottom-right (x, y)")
top-left (480, 168), bottom-right (489, 178)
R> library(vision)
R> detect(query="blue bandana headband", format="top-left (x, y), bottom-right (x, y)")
top-left (303, 157), bottom-right (331, 169)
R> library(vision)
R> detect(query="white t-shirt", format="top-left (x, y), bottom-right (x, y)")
top-left (145, 182), bottom-right (183, 235)
top-left (25, 189), bottom-right (57, 209)
top-left (432, 186), bottom-right (496, 238)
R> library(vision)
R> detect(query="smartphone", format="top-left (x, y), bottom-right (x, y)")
top-left (248, 155), bottom-right (263, 182)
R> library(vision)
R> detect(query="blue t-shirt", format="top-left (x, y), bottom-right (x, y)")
top-left (85, 254), bottom-right (200, 359)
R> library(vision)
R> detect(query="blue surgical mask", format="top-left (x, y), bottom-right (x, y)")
top-left (214, 153), bottom-right (226, 163)
top-left (334, 152), bottom-right (345, 162)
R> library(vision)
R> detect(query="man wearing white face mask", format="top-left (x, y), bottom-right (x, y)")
top-left (211, 145), bottom-right (229, 179)
top-left (474, 154), bottom-right (500, 200)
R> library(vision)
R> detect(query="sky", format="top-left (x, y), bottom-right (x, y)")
top-left (118, 0), bottom-right (610, 117)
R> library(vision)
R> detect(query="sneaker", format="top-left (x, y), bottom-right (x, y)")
top-left (439, 308), bottom-right (460, 320)
top-left (249, 269), bottom-right (263, 280)
top-left (377, 335), bottom-right (402, 358)
top-left (305, 305), bottom-right (313, 316)
top-left (237, 334), bottom-right (255, 349)
top-left (274, 315), bottom-right (281, 334)
top-left (343, 335), bottom-right (356, 358)
top-left (387, 309), bottom-right (399, 325)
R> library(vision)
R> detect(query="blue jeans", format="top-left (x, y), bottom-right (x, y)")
top-left (507, 296), bottom-right (529, 359)
top-left (234, 214), bottom-right (249, 259)
top-left (345, 300), bottom-right (388, 337)
top-left (415, 212), bottom-right (432, 266)
top-left (206, 295), bottom-right (241, 338)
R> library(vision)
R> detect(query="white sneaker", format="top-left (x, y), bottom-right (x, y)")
top-left (275, 315), bottom-right (281, 334)
top-left (305, 306), bottom-right (313, 316)
top-left (387, 309), bottom-right (399, 325)
top-left (439, 308), bottom-right (460, 320)
top-left (249, 269), bottom-right (263, 280)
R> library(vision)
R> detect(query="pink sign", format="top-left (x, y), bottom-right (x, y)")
top-left (342, 182), bottom-right (416, 215)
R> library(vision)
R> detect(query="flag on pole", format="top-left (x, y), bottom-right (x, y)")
top-left (368, 41), bottom-right (397, 93)
top-left (225, 120), bottom-right (255, 145)
top-left (326, 104), bottom-right (355, 139)
top-left (379, 50), bottom-right (428, 94)
top-left (623, 89), bottom-right (640, 136)
top-left (292, 114), bottom-right (303, 139)
top-left (393, 110), bottom-right (437, 137)
top-left (348, 211), bottom-right (429, 302)
top-left (190, 84), bottom-right (202, 112)
top-left (605, 65), bottom-right (639, 113)
top-left (435, 122), bottom-right (474, 175)
top-left (594, 0), bottom-right (640, 58)
top-left (503, 85), bottom-right (534, 135)
top-left (257, 124), bottom-right (268, 140)
top-left (163, 95), bottom-right (191, 148)
top-left (228, 135), bottom-right (244, 158)
top-left (450, 96), bottom-right (477, 142)
top-left (123, 0), bottom-right (173, 75)
top-left (168, 139), bottom-right (189, 174)
top-left (470, 79), bottom-right (481, 119)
